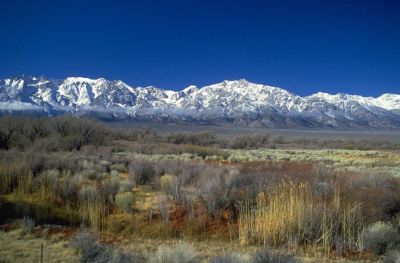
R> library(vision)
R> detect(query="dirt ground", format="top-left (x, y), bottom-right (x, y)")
top-left (0, 228), bottom-right (382, 263)
top-left (0, 229), bottom-right (78, 263)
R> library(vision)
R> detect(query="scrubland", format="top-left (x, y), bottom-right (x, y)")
top-left (0, 116), bottom-right (399, 263)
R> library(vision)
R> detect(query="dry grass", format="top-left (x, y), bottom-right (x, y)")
top-left (0, 229), bottom-right (78, 263)
top-left (0, 224), bottom-right (376, 263)
top-left (79, 186), bottom-right (108, 231)
top-left (238, 182), bottom-right (365, 257)
top-left (228, 148), bottom-right (400, 177)
top-left (1, 146), bottom-right (397, 261)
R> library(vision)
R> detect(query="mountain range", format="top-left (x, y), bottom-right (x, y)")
top-left (1, 75), bottom-right (399, 129)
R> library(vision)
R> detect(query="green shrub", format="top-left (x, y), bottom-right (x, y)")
top-left (119, 180), bottom-right (134, 193)
top-left (110, 163), bottom-right (127, 173)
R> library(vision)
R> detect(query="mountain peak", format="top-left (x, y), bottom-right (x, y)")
top-left (64, 77), bottom-right (101, 83)
top-left (221, 79), bottom-right (251, 85)
top-left (1, 75), bottom-right (399, 129)
top-left (233, 78), bottom-right (250, 84)
top-left (182, 85), bottom-right (198, 94)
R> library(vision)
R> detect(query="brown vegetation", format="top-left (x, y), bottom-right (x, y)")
top-left (0, 116), bottom-right (399, 262)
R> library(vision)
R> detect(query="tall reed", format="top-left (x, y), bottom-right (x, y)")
top-left (79, 186), bottom-right (108, 231)
top-left (238, 181), bottom-right (364, 256)
top-left (0, 157), bottom-right (30, 194)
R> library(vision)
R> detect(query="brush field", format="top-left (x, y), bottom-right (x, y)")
top-left (0, 116), bottom-right (399, 263)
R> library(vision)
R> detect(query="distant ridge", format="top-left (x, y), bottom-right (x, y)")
top-left (1, 76), bottom-right (400, 129)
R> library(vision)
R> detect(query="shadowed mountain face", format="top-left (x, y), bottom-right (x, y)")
top-left (1, 76), bottom-right (400, 129)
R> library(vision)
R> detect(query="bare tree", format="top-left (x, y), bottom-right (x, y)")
top-left (53, 116), bottom-right (73, 137)
top-left (0, 116), bottom-right (16, 149)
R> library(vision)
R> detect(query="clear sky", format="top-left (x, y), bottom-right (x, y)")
top-left (1, 0), bottom-right (399, 96)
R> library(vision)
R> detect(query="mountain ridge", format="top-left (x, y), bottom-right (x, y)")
top-left (1, 75), bottom-right (399, 129)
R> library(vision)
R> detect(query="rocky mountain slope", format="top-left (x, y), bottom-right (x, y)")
top-left (1, 75), bottom-right (399, 128)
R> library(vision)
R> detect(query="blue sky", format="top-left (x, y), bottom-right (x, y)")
top-left (0, 0), bottom-right (399, 96)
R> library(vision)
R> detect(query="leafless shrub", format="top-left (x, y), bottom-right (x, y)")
top-left (229, 133), bottom-right (270, 149)
top-left (149, 242), bottom-right (199, 263)
top-left (71, 231), bottom-right (143, 263)
top-left (23, 118), bottom-right (50, 142)
top-left (0, 115), bottom-right (18, 150)
top-left (100, 177), bottom-right (120, 202)
top-left (384, 249), bottom-right (400, 263)
top-left (71, 231), bottom-right (102, 262)
top-left (342, 175), bottom-right (400, 222)
top-left (63, 176), bottom-right (80, 205)
top-left (160, 174), bottom-right (182, 201)
top-left (129, 159), bottom-right (156, 186)
top-left (166, 132), bottom-right (220, 146)
top-left (197, 173), bottom-right (228, 217)
top-left (180, 193), bottom-right (195, 221)
top-left (128, 127), bottom-right (158, 143)
top-left (158, 194), bottom-right (169, 224)
top-left (362, 222), bottom-right (400, 255)
top-left (21, 217), bottom-right (35, 235)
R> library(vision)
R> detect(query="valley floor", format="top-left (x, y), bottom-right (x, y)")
top-left (0, 116), bottom-right (399, 263)
top-left (107, 121), bottom-right (400, 142)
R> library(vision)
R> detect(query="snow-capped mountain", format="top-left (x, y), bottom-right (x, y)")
top-left (1, 75), bottom-right (399, 129)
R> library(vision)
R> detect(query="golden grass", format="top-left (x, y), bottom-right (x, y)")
top-left (238, 182), bottom-right (365, 257)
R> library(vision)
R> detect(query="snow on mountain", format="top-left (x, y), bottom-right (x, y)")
top-left (376, 94), bottom-right (400, 110)
top-left (308, 92), bottom-right (400, 111)
top-left (0, 75), bottom-right (399, 128)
